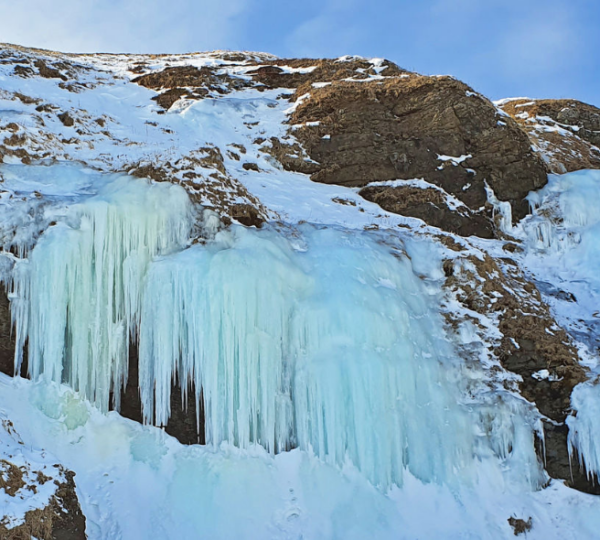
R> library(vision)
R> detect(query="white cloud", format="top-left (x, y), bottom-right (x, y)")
top-left (0, 0), bottom-right (249, 53)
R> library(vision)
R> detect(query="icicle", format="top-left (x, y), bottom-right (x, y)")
top-left (10, 175), bottom-right (193, 411)
top-left (484, 182), bottom-right (513, 233)
top-left (9, 170), bottom-right (547, 491)
top-left (139, 225), bottom-right (539, 489)
top-left (567, 382), bottom-right (600, 481)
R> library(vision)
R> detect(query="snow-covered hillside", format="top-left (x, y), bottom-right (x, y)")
top-left (1, 44), bottom-right (600, 539)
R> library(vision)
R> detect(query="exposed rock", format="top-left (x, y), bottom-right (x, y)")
top-left (0, 456), bottom-right (86, 540)
top-left (1, 48), bottom-right (87, 83)
top-left (242, 162), bottom-right (260, 172)
top-left (0, 288), bottom-right (15, 377)
top-left (247, 57), bottom-right (406, 89)
top-left (508, 516), bottom-right (533, 536)
top-left (133, 56), bottom-right (406, 111)
top-left (360, 183), bottom-right (494, 238)
top-left (33, 59), bottom-right (67, 81)
top-left (258, 137), bottom-right (319, 175)
top-left (152, 87), bottom-right (195, 110)
top-left (230, 203), bottom-right (264, 227)
top-left (57, 111), bottom-right (74, 127)
top-left (288, 76), bottom-right (548, 224)
top-left (499, 98), bottom-right (600, 174)
top-left (118, 344), bottom-right (204, 445)
top-left (133, 65), bottom-right (250, 109)
top-left (127, 147), bottom-right (271, 225)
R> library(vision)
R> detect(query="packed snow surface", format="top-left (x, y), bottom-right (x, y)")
top-left (2, 374), bottom-right (600, 540)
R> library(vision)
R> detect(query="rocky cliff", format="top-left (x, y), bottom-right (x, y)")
top-left (1, 43), bottom-right (600, 539)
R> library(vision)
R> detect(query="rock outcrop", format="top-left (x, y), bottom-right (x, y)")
top-left (0, 418), bottom-right (86, 540)
top-left (287, 76), bottom-right (547, 224)
top-left (133, 56), bottom-right (548, 232)
top-left (498, 98), bottom-right (600, 174)
top-left (442, 249), bottom-right (595, 492)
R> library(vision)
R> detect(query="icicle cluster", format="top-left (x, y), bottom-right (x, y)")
top-left (9, 173), bottom-right (546, 489)
top-left (140, 226), bottom-right (485, 487)
top-left (10, 175), bottom-right (193, 410)
top-left (568, 383), bottom-right (600, 481)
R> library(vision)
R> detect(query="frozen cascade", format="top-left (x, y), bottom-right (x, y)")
top-left (6, 170), bottom-right (546, 491)
top-left (567, 383), bottom-right (600, 481)
top-left (522, 169), bottom-right (600, 484)
top-left (140, 225), bottom-right (544, 488)
top-left (9, 175), bottom-right (193, 411)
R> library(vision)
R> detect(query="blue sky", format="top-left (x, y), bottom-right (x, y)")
top-left (1, 0), bottom-right (598, 106)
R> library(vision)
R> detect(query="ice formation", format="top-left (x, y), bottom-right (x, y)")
top-left (522, 169), bottom-right (600, 483)
top-left (5, 167), bottom-right (547, 491)
top-left (9, 174), bottom-right (193, 410)
top-left (139, 225), bottom-right (546, 488)
top-left (567, 383), bottom-right (600, 481)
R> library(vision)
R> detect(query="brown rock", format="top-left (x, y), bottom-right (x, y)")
top-left (288, 76), bottom-right (548, 223)
top-left (443, 252), bottom-right (597, 493)
top-left (499, 98), bottom-right (600, 174)
top-left (360, 184), bottom-right (494, 238)
top-left (57, 112), bottom-right (74, 127)
top-left (133, 65), bottom-right (250, 109)
top-left (0, 459), bottom-right (86, 540)
top-left (247, 57), bottom-right (406, 90)
top-left (33, 59), bottom-right (67, 81)
top-left (0, 289), bottom-right (16, 377)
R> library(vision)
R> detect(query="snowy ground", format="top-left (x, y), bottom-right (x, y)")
top-left (3, 374), bottom-right (600, 540)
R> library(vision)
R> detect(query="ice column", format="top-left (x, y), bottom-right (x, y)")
top-left (140, 226), bottom-right (477, 487)
top-left (10, 175), bottom-right (193, 411)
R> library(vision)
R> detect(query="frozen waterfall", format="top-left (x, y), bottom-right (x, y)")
top-left (6, 171), bottom-right (545, 490)
top-left (9, 175), bottom-right (193, 410)
top-left (139, 226), bottom-right (479, 488)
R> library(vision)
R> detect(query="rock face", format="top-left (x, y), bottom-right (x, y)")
top-left (442, 250), bottom-right (596, 493)
top-left (0, 289), bottom-right (15, 377)
top-left (287, 76), bottom-right (548, 223)
top-left (131, 55), bottom-right (547, 233)
top-left (359, 183), bottom-right (495, 238)
top-left (499, 98), bottom-right (600, 174)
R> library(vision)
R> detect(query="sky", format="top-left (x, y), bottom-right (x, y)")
top-left (0, 0), bottom-right (598, 106)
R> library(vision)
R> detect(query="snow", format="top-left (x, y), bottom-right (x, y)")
top-left (436, 153), bottom-right (472, 164)
top-left (493, 97), bottom-right (535, 106)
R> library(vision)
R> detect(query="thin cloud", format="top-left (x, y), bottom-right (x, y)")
top-left (0, 0), bottom-right (249, 53)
